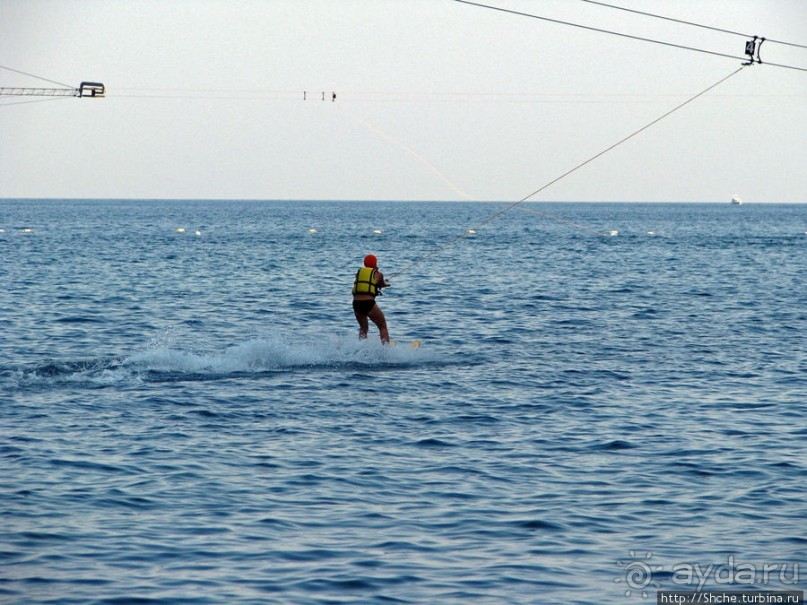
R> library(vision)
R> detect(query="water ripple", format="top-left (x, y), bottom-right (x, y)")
top-left (2, 200), bottom-right (805, 604)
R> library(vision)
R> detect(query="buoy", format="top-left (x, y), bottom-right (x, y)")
top-left (609, 230), bottom-right (619, 237)
top-left (373, 229), bottom-right (382, 234)
top-left (176, 228), bottom-right (185, 233)
top-left (466, 229), bottom-right (477, 234)
top-left (21, 228), bottom-right (33, 233)
top-left (308, 228), bottom-right (318, 234)
top-left (195, 230), bottom-right (202, 236)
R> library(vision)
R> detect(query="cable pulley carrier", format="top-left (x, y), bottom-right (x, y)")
top-left (742, 36), bottom-right (765, 65)
top-left (0, 81), bottom-right (105, 98)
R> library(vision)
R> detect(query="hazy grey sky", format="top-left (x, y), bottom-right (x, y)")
top-left (1, 0), bottom-right (805, 202)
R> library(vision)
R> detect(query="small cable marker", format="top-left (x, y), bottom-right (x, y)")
top-left (743, 35), bottom-right (766, 65)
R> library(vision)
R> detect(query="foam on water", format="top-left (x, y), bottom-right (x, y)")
top-left (129, 333), bottom-right (430, 373)
top-left (2, 333), bottom-right (433, 389)
top-left (1, 358), bottom-right (134, 390)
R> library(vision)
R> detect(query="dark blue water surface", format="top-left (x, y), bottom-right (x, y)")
top-left (1, 200), bottom-right (805, 604)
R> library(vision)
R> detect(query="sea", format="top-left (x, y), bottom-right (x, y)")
top-left (1, 199), bottom-right (805, 605)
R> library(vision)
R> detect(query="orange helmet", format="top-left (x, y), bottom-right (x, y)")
top-left (363, 254), bottom-right (378, 268)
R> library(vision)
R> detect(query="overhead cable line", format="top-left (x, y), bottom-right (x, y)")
top-left (578, 0), bottom-right (807, 50)
top-left (390, 65), bottom-right (746, 279)
top-left (339, 104), bottom-right (475, 201)
top-left (0, 64), bottom-right (72, 88)
top-left (453, 0), bottom-right (807, 73)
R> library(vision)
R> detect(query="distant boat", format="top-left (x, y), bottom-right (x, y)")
top-left (731, 195), bottom-right (743, 205)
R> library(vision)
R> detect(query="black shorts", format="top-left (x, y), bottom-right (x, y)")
top-left (353, 299), bottom-right (377, 315)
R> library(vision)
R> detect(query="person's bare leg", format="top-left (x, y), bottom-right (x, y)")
top-left (368, 305), bottom-right (390, 344)
top-left (354, 310), bottom-right (369, 339)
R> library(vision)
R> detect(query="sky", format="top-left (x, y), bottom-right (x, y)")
top-left (1, 0), bottom-right (805, 202)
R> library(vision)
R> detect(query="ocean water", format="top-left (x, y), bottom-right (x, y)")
top-left (1, 199), bottom-right (805, 605)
